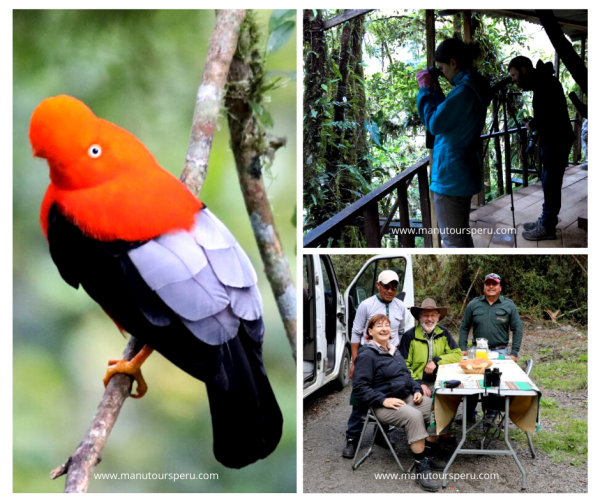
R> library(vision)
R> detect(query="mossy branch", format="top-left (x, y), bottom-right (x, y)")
top-left (225, 12), bottom-right (297, 361)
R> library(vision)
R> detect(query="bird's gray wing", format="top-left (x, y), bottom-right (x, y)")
top-left (128, 208), bottom-right (263, 346)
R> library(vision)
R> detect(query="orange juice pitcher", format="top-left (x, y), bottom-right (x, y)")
top-left (475, 338), bottom-right (489, 360)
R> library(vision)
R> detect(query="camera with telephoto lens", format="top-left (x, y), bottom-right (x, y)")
top-left (428, 65), bottom-right (442, 79)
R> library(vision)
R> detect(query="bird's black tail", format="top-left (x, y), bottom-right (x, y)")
top-left (205, 321), bottom-right (283, 468)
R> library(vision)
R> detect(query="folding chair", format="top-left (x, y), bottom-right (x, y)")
top-left (352, 407), bottom-right (414, 472)
top-left (480, 359), bottom-right (535, 457)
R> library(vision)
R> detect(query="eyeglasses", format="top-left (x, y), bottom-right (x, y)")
top-left (379, 282), bottom-right (398, 291)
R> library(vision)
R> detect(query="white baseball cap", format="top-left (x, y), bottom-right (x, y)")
top-left (378, 270), bottom-right (399, 284)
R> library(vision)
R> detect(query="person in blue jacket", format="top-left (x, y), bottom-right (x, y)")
top-left (417, 38), bottom-right (492, 248)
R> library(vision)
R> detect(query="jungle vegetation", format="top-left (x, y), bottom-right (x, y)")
top-left (303, 9), bottom-right (587, 247)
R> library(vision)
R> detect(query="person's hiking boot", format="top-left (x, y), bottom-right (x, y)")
top-left (425, 441), bottom-right (447, 471)
top-left (523, 218), bottom-right (542, 231)
top-left (523, 224), bottom-right (556, 241)
top-left (374, 429), bottom-right (395, 449)
top-left (414, 457), bottom-right (440, 492)
top-left (342, 439), bottom-right (356, 459)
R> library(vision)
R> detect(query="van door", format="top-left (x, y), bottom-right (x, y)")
top-left (303, 254), bottom-right (349, 398)
top-left (344, 255), bottom-right (414, 345)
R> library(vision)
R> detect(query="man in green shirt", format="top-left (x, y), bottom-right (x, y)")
top-left (459, 273), bottom-right (523, 421)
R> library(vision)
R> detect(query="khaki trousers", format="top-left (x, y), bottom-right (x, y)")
top-left (373, 394), bottom-right (435, 445)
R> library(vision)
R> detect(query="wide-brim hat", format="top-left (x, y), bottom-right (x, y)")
top-left (410, 298), bottom-right (448, 321)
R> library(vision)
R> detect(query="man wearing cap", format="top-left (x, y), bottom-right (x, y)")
top-left (460, 273), bottom-right (523, 421)
top-left (400, 298), bottom-right (462, 398)
top-left (342, 270), bottom-right (407, 459)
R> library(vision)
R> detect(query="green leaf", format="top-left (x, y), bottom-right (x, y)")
top-left (259, 108), bottom-right (274, 128)
top-left (331, 59), bottom-right (343, 80)
top-left (269, 9), bottom-right (296, 33)
top-left (248, 100), bottom-right (263, 117)
top-left (290, 205), bottom-right (297, 228)
top-left (321, 84), bottom-right (328, 91)
top-left (267, 20), bottom-right (295, 54)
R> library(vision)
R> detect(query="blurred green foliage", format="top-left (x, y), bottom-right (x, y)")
top-left (329, 254), bottom-right (587, 326)
top-left (13, 10), bottom-right (296, 493)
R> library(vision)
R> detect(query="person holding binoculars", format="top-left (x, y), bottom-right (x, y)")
top-left (416, 38), bottom-right (492, 248)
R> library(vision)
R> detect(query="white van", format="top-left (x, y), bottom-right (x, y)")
top-left (303, 254), bottom-right (415, 399)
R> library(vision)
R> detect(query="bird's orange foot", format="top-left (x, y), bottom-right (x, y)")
top-left (103, 358), bottom-right (148, 399)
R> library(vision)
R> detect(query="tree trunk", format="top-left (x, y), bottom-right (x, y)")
top-left (303, 9), bottom-right (329, 230)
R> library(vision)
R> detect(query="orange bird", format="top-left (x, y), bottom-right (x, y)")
top-left (29, 95), bottom-right (283, 468)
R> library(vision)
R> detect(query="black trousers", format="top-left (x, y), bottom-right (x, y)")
top-left (539, 141), bottom-right (572, 232)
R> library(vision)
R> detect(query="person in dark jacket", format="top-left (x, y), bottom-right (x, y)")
top-left (353, 314), bottom-right (445, 492)
top-left (416, 38), bottom-right (492, 248)
top-left (508, 56), bottom-right (575, 241)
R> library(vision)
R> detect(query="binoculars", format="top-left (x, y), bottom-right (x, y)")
top-left (427, 65), bottom-right (442, 79)
top-left (484, 367), bottom-right (502, 388)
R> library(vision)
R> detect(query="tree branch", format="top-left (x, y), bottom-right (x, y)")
top-left (225, 13), bottom-right (297, 361)
top-left (181, 9), bottom-right (247, 196)
top-left (52, 10), bottom-right (246, 492)
top-left (50, 337), bottom-right (145, 491)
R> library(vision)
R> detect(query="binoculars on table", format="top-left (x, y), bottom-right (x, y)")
top-left (484, 367), bottom-right (502, 388)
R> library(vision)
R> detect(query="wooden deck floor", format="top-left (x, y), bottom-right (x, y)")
top-left (469, 165), bottom-right (588, 248)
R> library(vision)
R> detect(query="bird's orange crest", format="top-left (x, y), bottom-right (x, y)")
top-left (31, 95), bottom-right (201, 241)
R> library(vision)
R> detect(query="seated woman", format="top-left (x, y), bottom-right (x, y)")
top-left (399, 298), bottom-right (462, 397)
top-left (352, 314), bottom-right (445, 492)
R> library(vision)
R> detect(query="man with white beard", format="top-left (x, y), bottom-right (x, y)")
top-left (399, 298), bottom-right (462, 448)
top-left (399, 298), bottom-right (462, 397)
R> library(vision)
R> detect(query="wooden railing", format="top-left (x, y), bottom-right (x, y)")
top-left (303, 157), bottom-right (431, 248)
top-left (303, 116), bottom-right (580, 249)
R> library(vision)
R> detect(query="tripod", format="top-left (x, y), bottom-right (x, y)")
top-left (481, 88), bottom-right (529, 248)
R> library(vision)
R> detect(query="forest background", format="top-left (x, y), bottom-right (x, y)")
top-left (303, 9), bottom-right (587, 247)
top-left (330, 254), bottom-right (587, 328)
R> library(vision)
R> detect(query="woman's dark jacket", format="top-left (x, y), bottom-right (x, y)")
top-left (352, 343), bottom-right (423, 407)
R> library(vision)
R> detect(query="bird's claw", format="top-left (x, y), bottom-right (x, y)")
top-left (103, 358), bottom-right (148, 399)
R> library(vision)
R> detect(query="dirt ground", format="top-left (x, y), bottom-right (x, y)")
top-left (303, 326), bottom-right (588, 493)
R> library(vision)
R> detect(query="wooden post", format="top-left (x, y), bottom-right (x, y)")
top-left (554, 51), bottom-right (560, 77)
top-left (364, 202), bottom-right (381, 247)
top-left (462, 9), bottom-right (484, 207)
top-left (502, 97), bottom-right (512, 195)
top-left (521, 127), bottom-right (529, 187)
top-left (397, 184), bottom-right (413, 248)
top-left (573, 36), bottom-right (586, 163)
top-left (492, 97), bottom-right (504, 195)
top-left (417, 166), bottom-right (433, 248)
top-left (425, 9), bottom-right (440, 247)
top-left (537, 9), bottom-right (587, 96)
top-left (462, 10), bottom-right (472, 42)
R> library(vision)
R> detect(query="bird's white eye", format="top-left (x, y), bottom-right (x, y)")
top-left (88, 144), bottom-right (102, 158)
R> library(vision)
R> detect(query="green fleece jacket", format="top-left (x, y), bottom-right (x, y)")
top-left (399, 325), bottom-right (462, 383)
